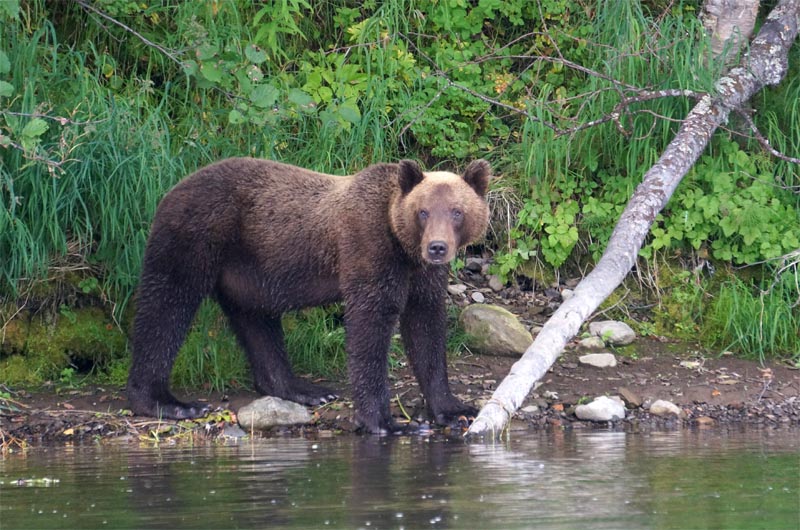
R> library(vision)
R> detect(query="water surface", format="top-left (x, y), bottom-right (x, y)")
top-left (1, 428), bottom-right (797, 529)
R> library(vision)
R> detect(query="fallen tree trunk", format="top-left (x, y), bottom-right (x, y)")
top-left (466, 0), bottom-right (800, 439)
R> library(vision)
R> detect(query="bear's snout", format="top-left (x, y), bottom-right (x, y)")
top-left (427, 240), bottom-right (449, 263)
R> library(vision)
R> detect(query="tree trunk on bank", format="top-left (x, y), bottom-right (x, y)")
top-left (466, 0), bottom-right (800, 439)
top-left (702, 0), bottom-right (760, 62)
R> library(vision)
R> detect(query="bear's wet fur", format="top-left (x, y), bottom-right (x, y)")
top-left (127, 158), bottom-right (491, 433)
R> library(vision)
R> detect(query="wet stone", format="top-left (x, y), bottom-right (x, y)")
top-left (575, 396), bottom-right (626, 422)
top-left (238, 396), bottom-right (312, 431)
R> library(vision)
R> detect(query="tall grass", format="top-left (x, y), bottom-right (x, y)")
top-left (705, 275), bottom-right (800, 363)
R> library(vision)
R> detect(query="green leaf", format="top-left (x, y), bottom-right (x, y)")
top-left (0, 80), bottom-right (13, 98)
top-left (182, 60), bottom-right (198, 77)
top-left (288, 88), bottom-right (315, 107)
top-left (196, 44), bottom-right (218, 61)
top-left (0, 50), bottom-right (10, 74)
top-left (250, 83), bottom-right (279, 108)
top-left (228, 109), bottom-right (246, 124)
top-left (245, 44), bottom-right (268, 65)
top-left (199, 62), bottom-right (223, 83)
top-left (0, 0), bottom-right (19, 20)
top-left (22, 118), bottom-right (48, 138)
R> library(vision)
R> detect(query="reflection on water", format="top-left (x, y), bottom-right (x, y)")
top-left (1, 428), bottom-right (797, 529)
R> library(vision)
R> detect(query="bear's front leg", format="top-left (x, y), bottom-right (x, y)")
top-left (400, 267), bottom-right (478, 427)
top-left (343, 289), bottom-right (408, 435)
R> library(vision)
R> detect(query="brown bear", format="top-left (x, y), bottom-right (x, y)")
top-left (127, 157), bottom-right (491, 433)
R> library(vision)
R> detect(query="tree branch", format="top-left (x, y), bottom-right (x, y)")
top-left (74, 0), bottom-right (186, 68)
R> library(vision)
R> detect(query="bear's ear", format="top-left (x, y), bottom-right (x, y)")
top-left (463, 159), bottom-right (491, 197)
top-left (398, 160), bottom-right (425, 195)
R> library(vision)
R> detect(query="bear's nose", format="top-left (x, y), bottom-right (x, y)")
top-left (428, 241), bottom-right (448, 262)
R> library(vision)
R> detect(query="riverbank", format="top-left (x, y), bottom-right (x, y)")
top-left (2, 339), bottom-right (797, 447)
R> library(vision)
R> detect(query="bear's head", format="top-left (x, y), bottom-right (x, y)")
top-left (391, 159), bottom-right (491, 265)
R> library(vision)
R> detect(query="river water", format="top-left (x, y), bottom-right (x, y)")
top-left (1, 428), bottom-right (797, 529)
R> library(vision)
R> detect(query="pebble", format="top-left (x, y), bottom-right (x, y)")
top-left (488, 275), bottom-right (504, 292)
top-left (561, 288), bottom-right (574, 301)
top-left (578, 353), bottom-right (617, 368)
top-left (447, 284), bottom-right (467, 296)
top-left (471, 291), bottom-right (485, 303)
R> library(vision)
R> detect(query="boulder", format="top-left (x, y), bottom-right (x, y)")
top-left (237, 396), bottom-right (312, 430)
top-left (459, 304), bottom-right (532, 357)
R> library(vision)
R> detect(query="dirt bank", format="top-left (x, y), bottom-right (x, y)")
top-left (2, 338), bottom-right (798, 447)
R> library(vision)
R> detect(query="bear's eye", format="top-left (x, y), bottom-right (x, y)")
top-left (418, 210), bottom-right (429, 222)
top-left (452, 209), bottom-right (463, 221)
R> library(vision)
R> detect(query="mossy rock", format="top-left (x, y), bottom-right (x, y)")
top-left (1, 306), bottom-right (128, 385)
top-left (28, 307), bottom-right (127, 362)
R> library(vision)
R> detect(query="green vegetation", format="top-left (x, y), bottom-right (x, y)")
top-left (1, 0), bottom-right (798, 389)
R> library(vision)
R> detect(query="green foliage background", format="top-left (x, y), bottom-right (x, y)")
top-left (1, 0), bottom-right (798, 386)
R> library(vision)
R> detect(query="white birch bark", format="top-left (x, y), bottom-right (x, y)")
top-left (467, 0), bottom-right (800, 439)
top-left (702, 0), bottom-right (760, 61)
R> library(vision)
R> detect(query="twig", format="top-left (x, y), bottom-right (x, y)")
top-left (735, 108), bottom-right (800, 165)
top-left (74, 0), bottom-right (186, 69)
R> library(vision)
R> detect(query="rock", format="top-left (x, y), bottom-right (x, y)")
top-left (588, 320), bottom-right (636, 345)
top-left (649, 399), bottom-right (682, 417)
top-left (578, 336), bottom-right (605, 349)
top-left (575, 396), bottom-right (626, 422)
top-left (459, 304), bottom-right (533, 357)
top-left (488, 275), bottom-right (505, 292)
top-left (618, 386), bottom-right (643, 408)
top-left (471, 291), bottom-right (486, 303)
top-left (695, 416), bottom-right (715, 426)
top-left (447, 284), bottom-right (467, 296)
top-left (561, 288), bottom-right (574, 301)
top-left (465, 257), bottom-right (484, 272)
top-left (521, 405), bottom-right (540, 414)
top-left (222, 424), bottom-right (247, 438)
top-left (544, 287), bottom-right (561, 300)
top-left (578, 353), bottom-right (617, 368)
top-left (237, 396), bottom-right (312, 430)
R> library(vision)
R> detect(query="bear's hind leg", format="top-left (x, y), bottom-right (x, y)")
top-left (223, 310), bottom-right (338, 406)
